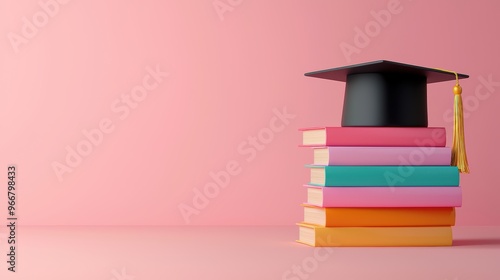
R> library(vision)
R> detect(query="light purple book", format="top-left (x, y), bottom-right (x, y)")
top-left (312, 147), bottom-right (451, 166)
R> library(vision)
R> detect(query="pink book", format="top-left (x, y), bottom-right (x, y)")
top-left (305, 185), bottom-right (462, 207)
top-left (300, 127), bottom-right (446, 147)
top-left (313, 146), bottom-right (451, 166)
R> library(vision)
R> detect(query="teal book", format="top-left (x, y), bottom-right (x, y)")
top-left (307, 165), bottom-right (459, 187)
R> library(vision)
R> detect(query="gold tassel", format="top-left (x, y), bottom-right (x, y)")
top-left (451, 76), bottom-right (469, 173)
top-left (433, 68), bottom-right (469, 173)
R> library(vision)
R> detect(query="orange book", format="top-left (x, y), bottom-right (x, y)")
top-left (297, 223), bottom-right (452, 247)
top-left (303, 205), bottom-right (455, 227)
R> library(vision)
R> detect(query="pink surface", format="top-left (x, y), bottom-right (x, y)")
top-left (301, 127), bottom-right (446, 147)
top-left (0, 0), bottom-right (499, 226)
top-left (318, 146), bottom-right (451, 165)
top-left (307, 185), bottom-right (462, 207)
top-left (0, 226), bottom-right (499, 279)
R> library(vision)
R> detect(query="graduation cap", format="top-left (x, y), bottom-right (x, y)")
top-left (305, 60), bottom-right (469, 173)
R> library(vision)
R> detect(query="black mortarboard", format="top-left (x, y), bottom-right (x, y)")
top-left (305, 60), bottom-right (470, 173)
top-left (305, 60), bottom-right (469, 127)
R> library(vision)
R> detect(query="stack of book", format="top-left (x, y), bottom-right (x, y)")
top-left (297, 126), bottom-right (462, 247)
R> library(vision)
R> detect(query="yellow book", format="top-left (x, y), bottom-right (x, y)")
top-left (303, 205), bottom-right (455, 227)
top-left (297, 223), bottom-right (452, 247)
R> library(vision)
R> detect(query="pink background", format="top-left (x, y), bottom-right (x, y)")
top-left (0, 0), bottom-right (499, 226)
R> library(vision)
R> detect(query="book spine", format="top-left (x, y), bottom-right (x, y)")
top-left (317, 166), bottom-right (459, 186)
top-left (313, 226), bottom-right (452, 247)
top-left (322, 147), bottom-right (451, 166)
top-left (308, 186), bottom-right (463, 207)
top-left (324, 127), bottom-right (446, 147)
top-left (318, 207), bottom-right (456, 227)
